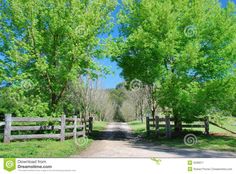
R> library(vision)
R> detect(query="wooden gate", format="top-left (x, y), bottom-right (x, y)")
top-left (146, 116), bottom-right (209, 138)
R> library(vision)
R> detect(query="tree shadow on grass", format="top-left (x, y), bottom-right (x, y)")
top-left (136, 130), bottom-right (236, 153)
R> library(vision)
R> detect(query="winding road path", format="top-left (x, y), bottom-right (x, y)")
top-left (73, 122), bottom-right (236, 158)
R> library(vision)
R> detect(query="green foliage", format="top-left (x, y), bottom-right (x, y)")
top-left (0, 0), bottom-right (116, 115)
top-left (0, 86), bottom-right (49, 116)
top-left (109, 88), bottom-right (126, 106)
top-left (113, 0), bottom-right (236, 122)
top-left (109, 87), bottom-right (126, 121)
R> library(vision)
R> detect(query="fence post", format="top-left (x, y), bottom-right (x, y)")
top-left (155, 116), bottom-right (159, 137)
top-left (73, 115), bottom-right (77, 139)
top-left (82, 121), bottom-right (86, 137)
top-left (4, 114), bottom-right (12, 143)
top-left (165, 116), bottom-right (171, 138)
top-left (89, 117), bottom-right (93, 133)
top-left (60, 115), bottom-right (66, 141)
top-left (204, 117), bottom-right (209, 135)
top-left (146, 116), bottom-right (150, 136)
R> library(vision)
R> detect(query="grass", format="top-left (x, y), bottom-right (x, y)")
top-left (0, 121), bottom-right (108, 158)
top-left (181, 117), bottom-right (236, 134)
top-left (209, 117), bottom-right (236, 133)
top-left (129, 118), bottom-right (236, 152)
top-left (89, 121), bottom-right (108, 140)
top-left (0, 138), bottom-right (92, 158)
top-left (93, 121), bottom-right (108, 132)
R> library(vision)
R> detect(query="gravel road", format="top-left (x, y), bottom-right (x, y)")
top-left (73, 122), bottom-right (236, 158)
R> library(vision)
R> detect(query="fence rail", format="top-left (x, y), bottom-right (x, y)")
top-left (11, 117), bottom-right (61, 122)
top-left (2, 114), bottom-right (93, 143)
top-left (146, 116), bottom-right (209, 138)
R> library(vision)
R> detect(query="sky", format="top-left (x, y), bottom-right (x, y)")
top-left (97, 0), bottom-right (236, 89)
top-left (96, 2), bottom-right (122, 89)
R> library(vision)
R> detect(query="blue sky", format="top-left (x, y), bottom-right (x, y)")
top-left (221, 0), bottom-right (236, 6)
top-left (96, 2), bottom-right (122, 89)
top-left (98, 0), bottom-right (236, 89)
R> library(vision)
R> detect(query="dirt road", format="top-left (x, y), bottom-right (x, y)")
top-left (73, 122), bottom-right (236, 158)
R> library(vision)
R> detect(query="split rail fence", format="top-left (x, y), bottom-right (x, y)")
top-left (0, 114), bottom-right (93, 143)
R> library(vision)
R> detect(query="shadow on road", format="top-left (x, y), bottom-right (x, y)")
top-left (83, 122), bottom-right (236, 158)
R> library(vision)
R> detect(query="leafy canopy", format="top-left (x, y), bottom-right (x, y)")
top-left (113, 0), bottom-right (236, 121)
top-left (0, 0), bottom-right (116, 114)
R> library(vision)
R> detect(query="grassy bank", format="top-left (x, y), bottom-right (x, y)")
top-left (0, 121), bottom-right (108, 158)
top-left (92, 121), bottom-right (108, 132)
top-left (129, 118), bottom-right (236, 152)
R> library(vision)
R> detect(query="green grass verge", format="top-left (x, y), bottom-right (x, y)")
top-left (93, 121), bottom-right (108, 132)
top-left (0, 121), bottom-right (108, 158)
top-left (89, 121), bottom-right (108, 139)
top-left (0, 138), bottom-right (92, 158)
top-left (129, 119), bottom-right (236, 152)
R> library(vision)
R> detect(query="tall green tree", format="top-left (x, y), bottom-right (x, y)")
top-left (109, 84), bottom-right (126, 122)
top-left (0, 0), bottom-right (116, 114)
top-left (113, 0), bottom-right (236, 132)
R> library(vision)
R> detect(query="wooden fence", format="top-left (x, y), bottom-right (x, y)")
top-left (0, 122), bottom-right (4, 137)
top-left (2, 114), bottom-right (93, 143)
top-left (0, 115), bottom-right (4, 134)
top-left (146, 116), bottom-right (209, 138)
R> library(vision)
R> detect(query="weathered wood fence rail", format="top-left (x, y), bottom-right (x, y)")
top-left (2, 114), bottom-right (93, 143)
top-left (0, 122), bottom-right (4, 136)
top-left (146, 116), bottom-right (209, 138)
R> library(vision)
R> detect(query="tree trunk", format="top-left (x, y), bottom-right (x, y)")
top-left (135, 105), bottom-right (138, 120)
top-left (99, 113), bottom-right (102, 121)
top-left (174, 115), bottom-right (182, 135)
top-left (140, 106), bottom-right (144, 123)
top-left (50, 93), bottom-right (58, 112)
top-left (140, 99), bottom-right (144, 123)
top-left (151, 107), bottom-right (155, 125)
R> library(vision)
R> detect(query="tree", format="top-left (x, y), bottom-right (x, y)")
top-left (0, 86), bottom-right (49, 116)
top-left (109, 84), bottom-right (127, 121)
top-left (113, 0), bottom-right (236, 133)
top-left (0, 0), bottom-right (116, 114)
top-left (120, 99), bottom-right (136, 121)
top-left (92, 88), bottom-right (116, 121)
top-left (123, 86), bottom-right (149, 122)
top-left (62, 76), bottom-right (116, 121)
